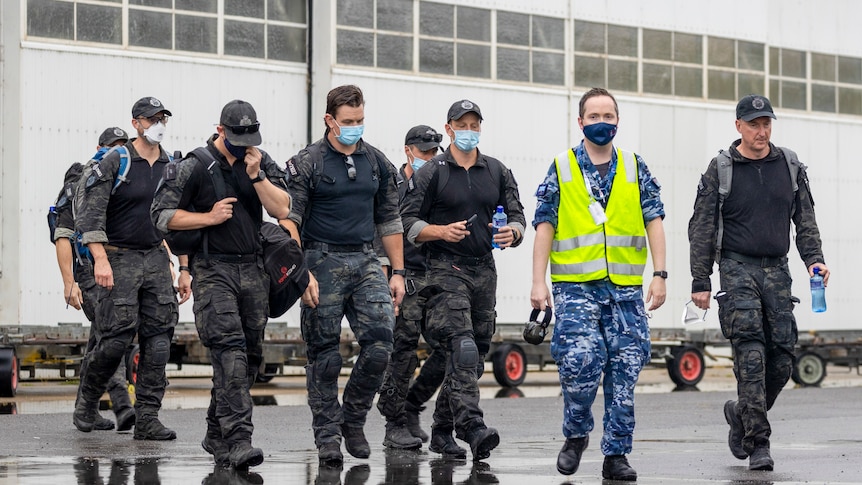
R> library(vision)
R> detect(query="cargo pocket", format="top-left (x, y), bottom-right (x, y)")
top-left (301, 304), bottom-right (342, 347)
top-left (716, 291), bottom-right (761, 339)
top-left (100, 296), bottom-right (138, 336)
top-left (154, 293), bottom-right (179, 330)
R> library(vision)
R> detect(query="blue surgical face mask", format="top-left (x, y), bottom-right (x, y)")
top-left (335, 122), bottom-right (364, 146)
top-left (408, 148), bottom-right (428, 171)
top-left (223, 138), bottom-right (247, 159)
top-left (582, 122), bottom-right (617, 146)
top-left (453, 130), bottom-right (480, 152)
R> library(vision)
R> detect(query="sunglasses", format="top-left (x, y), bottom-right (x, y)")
top-left (344, 155), bottom-right (356, 181)
top-left (139, 114), bottom-right (170, 124)
top-left (414, 132), bottom-right (443, 143)
top-left (227, 122), bottom-right (260, 135)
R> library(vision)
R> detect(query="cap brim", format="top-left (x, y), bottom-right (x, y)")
top-left (225, 130), bottom-right (262, 147)
top-left (414, 141), bottom-right (441, 151)
top-left (740, 111), bottom-right (776, 122)
top-left (102, 136), bottom-right (127, 145)
top-left (138, 107), bottom-right (173, 118)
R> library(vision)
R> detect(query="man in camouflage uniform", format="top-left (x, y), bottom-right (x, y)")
top-left (531, 88), bottom-right (666, 480)
top-left (152, 100), bottom-right (290, 469)
top-left (282, 85), bottom-right (405, 465)
top-left (401, 100), bottom-right (526, 462)
top-left (75, 97), bottom-right (181, 440)
top-left (53, 127), bottom-right (134, 432)
top-left (688, 94), bottom-right (829, 471)
top-left (376, 125), bottom-right (448, 449)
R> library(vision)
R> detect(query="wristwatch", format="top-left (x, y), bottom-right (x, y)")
top-left (251, 170), bottom-right (266, 184)
top-left (653, 270), bottom-right (668, 279)
top-left (391, 269), bottom-right (407, 278)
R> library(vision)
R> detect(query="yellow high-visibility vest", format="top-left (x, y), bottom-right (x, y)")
top-left (550, 147), bottom-right (647, 285)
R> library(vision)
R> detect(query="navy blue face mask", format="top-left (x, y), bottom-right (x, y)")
top-left (224, 138), bottom-right (248, 159)
top-left (582, 122), bottom-right (618, 146)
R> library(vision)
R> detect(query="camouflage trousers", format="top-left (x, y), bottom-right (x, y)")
top-left (550, 281), bottom-right (651, 456)
top-left (300, 247), bottom-right (394, 447)
top-left (423, 256), bottom-right (497, 441)
top-left (191, 256), bottom-right (269, 446)
top-left (716, 258), bottom-right (797, 453)
top-left (78, 245), bottom-right (177, 420)
top-left (75, 260), bottom-right (132, 414)
top-left (377, 270), bottom-right (447, 426)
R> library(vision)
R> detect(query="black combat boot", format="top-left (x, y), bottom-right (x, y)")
top-left (429, 428), bottom-right (467, 459)
top-left (749, 446), bottom-right (774, 471)
top-left (382, 422), bottom-right (422, 449)
top-left (602, 455), bottom-right (637, 481)
top-left (318, 441), bottom-right (344, 465)
top-left (466, 427), bottom-right (499, 462)
top-left (93, 411), bottom-right (115, 431)
top-left (134, 417), bottom-right (177, 440)
top-left (341, 424), bottom-right (371, 459)
top-left (115, 407), bottom-right (136, 432)
top-left (724, 400), bottom-right (748, 459)
top-left (405, 408), bottom-right (429, 442)
top-left (556, 436), bottom-right (589, 475)
top-left (229, 442), bottom-right (264, 470)
top-left (72, 400), bottom-right (98, 432)
top-left (201, 430), bottom-right (230, 467)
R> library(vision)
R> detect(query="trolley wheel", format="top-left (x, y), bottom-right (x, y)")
top-left (791, 351), bottom-right (826, 387)
top-left (492, 344), bottom-right (527, 387)
top-left (0, 348), bottom-right (19, 397)
top-left (494, 387), bottom-right (525, 399)
top-left (126, 344), bottom-right (140, 386)
top-left (666, 345), bottom-right (706, 387)
top-left (255, 374), bottom-right (275, 384)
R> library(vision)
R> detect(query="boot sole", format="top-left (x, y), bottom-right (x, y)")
top-left (93, 419), bottom-right (115, 431)
top-left (201, 440), bottom-right (231, 467)
top-left (383, 439), bottom-right (422, 450)
top-left (429, 443), bottom-right (467, 459)
top-left (232, 450), bottom-right (264, 470)
top-left (472, 431), bottom-right (500, 461)
top-left (723, 401), bottom-right (748, 460)
top-left (73, 418), bottom-right (95, 433)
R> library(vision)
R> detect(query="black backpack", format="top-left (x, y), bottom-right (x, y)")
top-left (260, 222), bottom-right (310, 317)
top-left (163, 147), bottom-right (225, 256)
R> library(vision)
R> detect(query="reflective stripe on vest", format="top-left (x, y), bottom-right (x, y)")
top-left (550, 147), bottom-right (647, 285)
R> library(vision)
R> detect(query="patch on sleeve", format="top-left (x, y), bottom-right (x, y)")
top-left (286, 158), bottom-right (298, 177)
top-left (536, 183), bottom-right (548, 197)
top-left (164, 161), bottom-right (177, 181)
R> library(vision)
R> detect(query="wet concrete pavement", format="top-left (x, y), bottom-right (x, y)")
top-left (1, 367), bottom-right (862, 484)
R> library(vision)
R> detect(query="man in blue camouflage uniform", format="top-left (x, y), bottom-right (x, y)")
top-left (688, 94), bottom-right (829, 471)
top-left (53, 127), bottom-right (134, 432)
top-left (376, 125), bottom-right (448, 450)
top-left (283, 85), bottom-right (405, 465)
top-left (75, 97), bottom-right (181, 440)
top-left (531, 88), bottom-right (666, 481)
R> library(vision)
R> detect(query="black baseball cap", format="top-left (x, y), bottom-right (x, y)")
top-left (98, 127), bottom-right (129, 147)
top-left (132, 96), bottom-right (172, 119)
top-left (447, 99), bottom-right (483, 123)
top-left (736, 94), bottom-right (776, 121)
top-left (405, 125), bottom-right (443, 151)
top-left (220, 99), bottom-right (262, 147)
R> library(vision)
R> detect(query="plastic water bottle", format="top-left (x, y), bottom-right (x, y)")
top-left (810, 267), bottom-right (826, 313)
top-left (491, 205), bottom-right (507, 249)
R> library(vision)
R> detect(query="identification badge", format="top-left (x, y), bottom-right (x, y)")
top-left (588, 200), bottom-right (608, 225)
top-left (164, 162), bottom-right (177, 181)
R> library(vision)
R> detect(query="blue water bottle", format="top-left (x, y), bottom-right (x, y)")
top-left (491, 205), bottom-right (507, 249)
top-left (810, 267), bottom-right (826, 313)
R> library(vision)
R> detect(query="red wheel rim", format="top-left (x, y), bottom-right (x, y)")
top-left (11, 356), bottom-right (17, 391)
top-left (678, 351), bottom-right (702, 381)
top-left (131, 351), bottom-right (140, 385)
top-left (505, 351), bottom-right (524, 381)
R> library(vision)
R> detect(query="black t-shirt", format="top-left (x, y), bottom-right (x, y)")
top-left (106, 148), bottom-right (168, 249)
top-left (397, 167), bottom-right (426, 271)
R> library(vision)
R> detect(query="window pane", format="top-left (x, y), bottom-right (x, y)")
top-left (27, 0), bottom-right (73, 39)
top-left (131, 0), bottom-right (171, 7)
top-left (574, 55), bottom-right (605, 88)
top-left (420, 2), bottom-right (452, 37)
top-left (533, 52), bottom-right (565, 85)
top-left (176, 0), bottom-right (216, 13)
top-left (781, 81), bottom-right (806, 109)
top-left (674, 32), bottom-right (701, 64)
top-left (268, 25), bottom-right (306, 62)
top-left (838, 87), bottom-right (862, 115)
top-left (608, 25), bottom-right (637, 57)
top-left (574, 20), bottom-right (604, 53)
top-left (769, 47), bottom-right (779, 75)
top-left (675, 66), bottom-right (702, 97)
top-left (838, 56), bottom-right (862, 84)
top-left (708, 37), bottom-right (734, 67)
top-left (532, 16), bottom-right (564, 50)
top-left (498, 48), bottom-right (529, 82)
top-left (812, 84), bottom-right (836, 112)
top-left (497, 11), bottom-right (528, 46)
top-left (738, 41), bottom-right (764, 71)
top-left (457, 7), bottom-right (489, 41)
top-left (643, 63), bottom-right (672, 94)
top-left (337, 29), bottom-right (373, 66)
top-left (781, 49), bottom-right (806, 78)
top-left (129, 9), bottom-right (172, 49)
top-left (811, 53), bottom-right (835, 81)
top-left (176, 14), bottom-right (216, 53)
top-left (338, 0), bottom-right (373, 28)
top-left (226, 0), bottom-right (264, 18)
top-left (378, 0), bottom-right (412, 33)
top-left (420, 39), bottom-right (453, 74)
top-left (769, 79), bottom-right (779, 101)
top-left (738, 73), bottom-right (764, 97)
top-left (377, 34), bottom-right (412, 70)
top-left (78, 5), bottom-right (121, 44)
top-left (643, 29), bottom-right (672, 61)
top-left (269, 0), bottom-right (306, 23)
top-left (708, 69), bottom-right (735, 100)
top-left (457, 43), bottom-right (490, 78)
top-left (608, 59), bottom-right (637, 92)
top-left (225, 20), bottom-right (265, 58)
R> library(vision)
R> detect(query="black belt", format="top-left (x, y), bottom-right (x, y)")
top-left (207, 253), bottom-right (257, 263)
top-left (305, 241), bottom-right (372, 252)
top-left (428, 252), bottom-right (493, 266)
top-left (721, 250), bottom-right (786, 267)
top-left (406, 269), bottom-right (425, 277)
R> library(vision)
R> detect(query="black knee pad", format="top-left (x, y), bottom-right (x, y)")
top-left (103, 339), bottom-right (129, 362)
top-left (453, 337), bottom-right (479, 371)
top-left (363, 343), bottom-right (391, 374)
top-left (737, 342), bottom-right (765, 382)
top-left (144, 333), bottom-right (171, 367)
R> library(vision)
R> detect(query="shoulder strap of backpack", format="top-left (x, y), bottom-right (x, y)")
top-left (189, 147), bottom-right (226, 200)
top-left (714, 149), bottom-right (733, 259)
top-left (110, 146), bottom-right (131, 195)
top-left (778, 146), bottom-right (802, 193)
